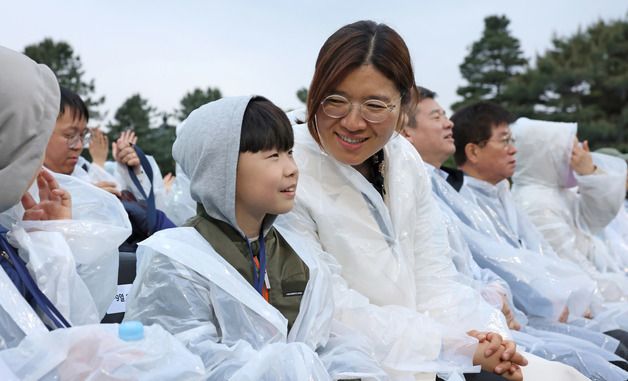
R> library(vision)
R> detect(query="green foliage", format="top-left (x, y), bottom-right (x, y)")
top-left (108, 94), bottom-right (154, 137)
top-left (24, 38), bottom-right (105, 119)
top-left (177, 87), bottom-right (222, 121)
top-left (107, 94), bottom-right (176, 175)
top-left (296, 87), bottom-right (308, 104)
top-left (504, 17), bottom-right (628, 149)
top-left (453, 15), bottom-right (528, 111)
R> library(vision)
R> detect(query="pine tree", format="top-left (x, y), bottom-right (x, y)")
top-left (24, 38), bottom-right (105, 119)
top-left (505, 18), bottom-right (628, 150)
top-left (177, 87), bottom-right (222, 121)
top-left (453, 15), bottom-right (528, 110)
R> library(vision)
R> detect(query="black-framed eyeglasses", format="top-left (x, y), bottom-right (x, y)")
top-left (320, 94), bottom-right (399, 124)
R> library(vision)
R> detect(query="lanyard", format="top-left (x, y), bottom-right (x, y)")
top-left (126, 145), bottom-right (157, 234)
top-left (245, 227), bottom-right (268, 300)
top-left (0, 228), bottom-right (71, 329)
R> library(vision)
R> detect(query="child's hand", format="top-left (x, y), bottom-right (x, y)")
top-left (163, 172), bottom-right (175, 193)
top-left (21, 170), bottom-right (72, 220)
top-left (88, 127), bottom-right (109, 167)
top-left (113, 130), bottom-right (140, 170)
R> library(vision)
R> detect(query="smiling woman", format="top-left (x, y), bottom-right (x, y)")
top-left (277, 19), bottom-right (589, 381)
top-left (306, 20), bottom-right (412, 175)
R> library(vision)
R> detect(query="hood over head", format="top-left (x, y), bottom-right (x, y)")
top-left (0, 45), bottom-right (60, 213)
top-left (173, 95), bottom-right (276, 237)
top-left (512, 117), bottom-right (577, 188)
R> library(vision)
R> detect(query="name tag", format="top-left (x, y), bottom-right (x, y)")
top-left (283, 291), bottom-right (304, 297)
top-left (106, 284), bottom-right (132, 314)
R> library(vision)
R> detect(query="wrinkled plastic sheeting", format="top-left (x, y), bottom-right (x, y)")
top-left (514, 326), bottom-right (627, 381)
top-left (0, 269), bottom-right (47, 350)
top-left (0, 324), bottom-right (205, 380)
top-left (0, 172), bottom-right (131, 321)
top-left (126, 227), bottom-right (388, 380)
top-left (163, 164), bottom-right (196, 226)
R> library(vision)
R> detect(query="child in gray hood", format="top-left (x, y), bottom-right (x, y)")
top-left (124, 95), bottom-right (387, 380)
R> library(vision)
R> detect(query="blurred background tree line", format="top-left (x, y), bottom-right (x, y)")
top-left (454, 14), bottom-right (628, 152)
top-left (23, 39), bottom-right (223, 175)
top-left (23, 14), bottom-right (628, 173)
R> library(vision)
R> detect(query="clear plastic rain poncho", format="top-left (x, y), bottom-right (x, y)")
top-left (601, 206), bottom-right (628, 274)
top-left (0, 43), bottom-right (128, 347)
top-left (72, 156), bottom-right (122, 192)
top-left (510, 118), bottom-right (628, 300)
top-left (277, 125), bottom-right (530, 379)
top-left (162, 121), bottom-right (196, 226)
top-left (456, 170), bottom-right (628, 332)
top-left (0, 172), bottom-right (132, 326)
top-left (0, 323), bottom-right (205, 380)
top-left (427, 165), bottom-right (627, 381)
top-left (431, 161), bottom-right (628, 332)
top-left (448, 174), bottom-right (597, 321)
top-left (125, 227), bottom-right (386, 380)
top-left (125, 96), bottom-right (387, 381)
top-left (0, 45), bottom-right (204, 380)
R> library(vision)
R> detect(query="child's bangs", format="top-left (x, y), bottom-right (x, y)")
top-left (240, 97), bottom-right (294, 153)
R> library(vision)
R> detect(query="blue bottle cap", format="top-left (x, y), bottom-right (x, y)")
top-left (118, 321), bottom-right (144, 341)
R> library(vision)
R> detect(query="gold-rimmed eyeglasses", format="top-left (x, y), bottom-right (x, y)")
top-left (320, 94), bottom-right (399, 124)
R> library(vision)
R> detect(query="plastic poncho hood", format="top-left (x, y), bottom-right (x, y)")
top-left (0, 45), bottom-right (60, 212)
top-left (172, 95), bottom-right (275, 235)
top-left (511, 117), bottom-right (577, 188)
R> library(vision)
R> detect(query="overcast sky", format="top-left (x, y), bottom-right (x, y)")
top-left (3, 1), bottom-right (626, 124)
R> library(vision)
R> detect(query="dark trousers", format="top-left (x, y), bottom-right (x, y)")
top-left (606, 329), bottom-right (628, 360)
top-left (605, 329), bottom-right (628, 371)
top-left (437, 371), bottom-right (508, 381)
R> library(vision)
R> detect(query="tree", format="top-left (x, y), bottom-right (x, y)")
top-left (107, 94), bottom-right (177, 175)
top-left (108, 94), bottom-right (154, 139)
top-left (24, 38), bottom-right (105, 119)
top-left (296, 87), bottom-right (308, 104)
top-left (452, 15), bottom-right (528, 110)
top-left (505, 17), bottom-right (628, 150)
top-left (177, 87), bottom-right (222, 121)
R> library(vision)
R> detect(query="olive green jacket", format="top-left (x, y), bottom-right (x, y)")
top-left (186, 207), bottom-right (309, 330)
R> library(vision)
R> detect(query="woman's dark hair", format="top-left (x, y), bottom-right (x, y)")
top-left (240, 96), bottom-right (293, 153)
top-left (450, 101), bottom-right (515, 166)
top-left (59, 86), bottom-right (89, 122)
top-left (306, 20), bottom-right (415, 145)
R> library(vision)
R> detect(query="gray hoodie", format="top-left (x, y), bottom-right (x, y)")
top-left (0, 46), bottom-right (60, 212)
top-left (173, 95), bottom-right (275, 236)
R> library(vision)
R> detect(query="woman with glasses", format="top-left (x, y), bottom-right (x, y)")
top-left (278, 20), bottom-right (588, 381)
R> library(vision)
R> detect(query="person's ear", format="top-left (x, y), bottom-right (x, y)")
top-left (465, 143), bottom-right (480, 164)
top-left (395, 112), bottom-right (408, 133)
top-left (400, 127), bottom-right (412, 139)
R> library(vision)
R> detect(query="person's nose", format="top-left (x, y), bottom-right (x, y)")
top-left (284, 156), bottom-right (299, 178)
top-left (340, 103), bottom-right (367, 132)
top-left (69, 138), bottom-right (83, 151)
